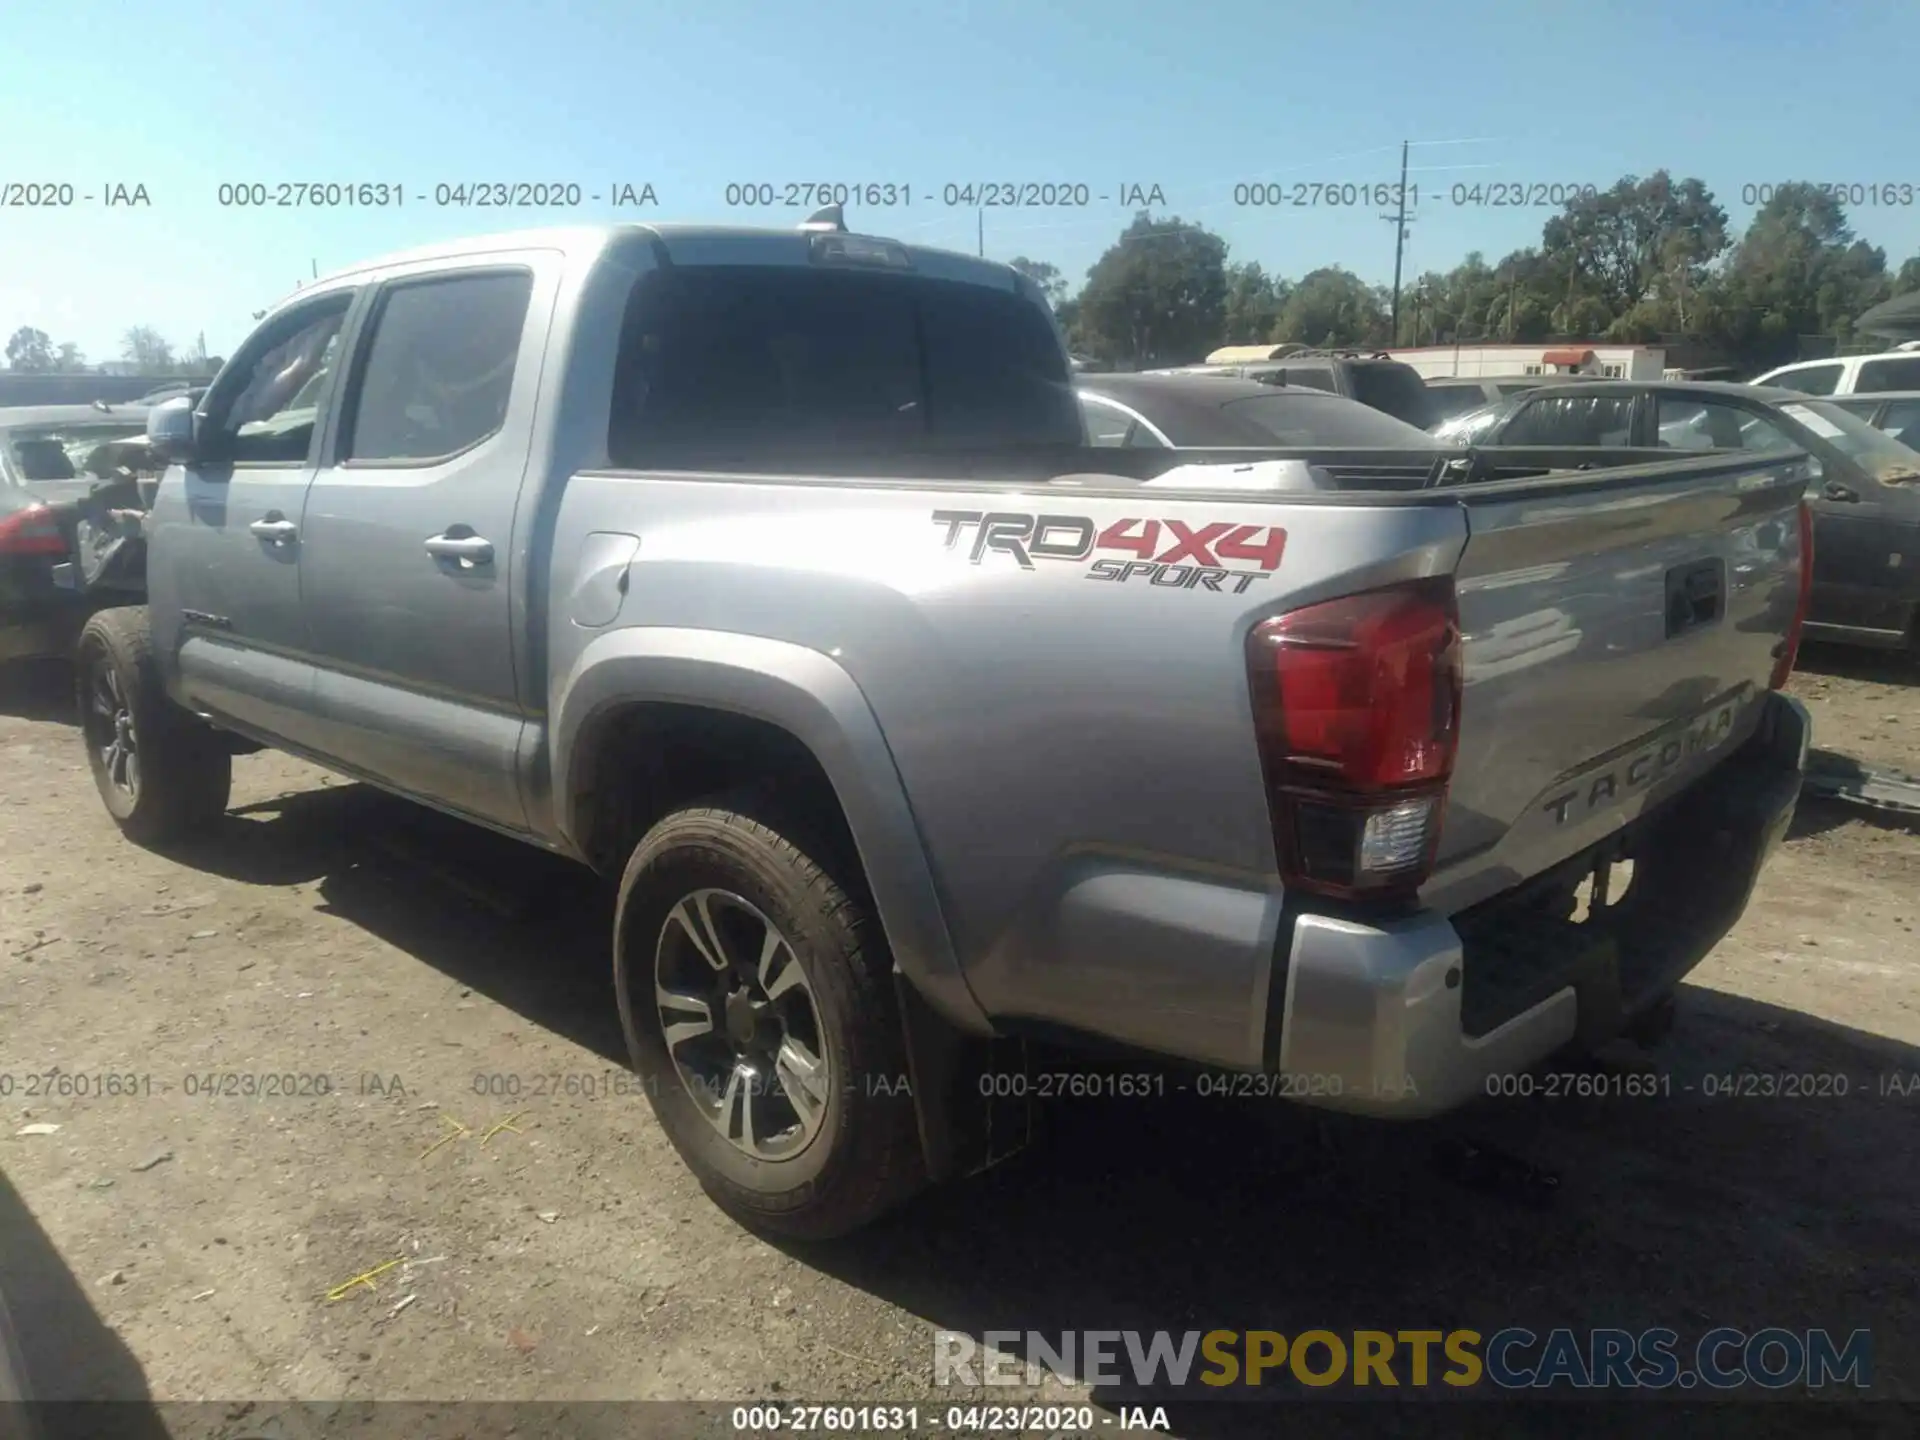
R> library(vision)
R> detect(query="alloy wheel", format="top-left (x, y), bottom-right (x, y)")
top-left (85, 659), bottom-right (139, 801)
top-left (653, 888), bottom-right (831, 1160)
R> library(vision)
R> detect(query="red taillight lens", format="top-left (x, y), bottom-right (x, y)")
top-left (0, 504), bottom-right (67, 557)
top-left (1770, 499), bottom-right (1813, 691)
top-left (1246, 577), bottom-right (1463, 901)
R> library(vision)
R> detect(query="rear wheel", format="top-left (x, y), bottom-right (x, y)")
top-left (76, 608), bottom-right (231, 846)
top-left (613, 795), bottom-right (925, 1239)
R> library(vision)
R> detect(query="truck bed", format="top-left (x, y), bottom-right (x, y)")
top-left (542, 445), bottom-right (1811, 1071)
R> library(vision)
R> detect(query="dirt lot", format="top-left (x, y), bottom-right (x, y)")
top-left (2, 644), bottom-right (1917, 1435)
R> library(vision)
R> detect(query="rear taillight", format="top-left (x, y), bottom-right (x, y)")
top-left (0, 504), bottom-right (66, 557)
top-left (1245, 577), bottom-right (1463, 902)
top-left (1769, 499), bottom-right (1813, 691)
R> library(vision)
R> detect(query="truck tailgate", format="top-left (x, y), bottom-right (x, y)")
top-left (1426, 449), bottom-right (1812, 914)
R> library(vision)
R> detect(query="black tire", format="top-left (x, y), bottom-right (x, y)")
top-left (75, 607), bottom-right (231, 846)
top-left (613, 794), bottom-right (925, 1239)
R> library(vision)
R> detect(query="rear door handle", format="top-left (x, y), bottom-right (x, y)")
top-left (249, 516), bottom-right (298, 546)
top-left (1822, 480), bottom-right (1861, 503)
top-left (425, 531), bottom-right (495, 567)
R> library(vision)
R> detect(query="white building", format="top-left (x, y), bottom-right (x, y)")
top-left (1382, 343), bottom-right (1667, 381)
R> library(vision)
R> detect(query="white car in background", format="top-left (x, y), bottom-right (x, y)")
top-left (1752, 342), bottom-right (1920, 396)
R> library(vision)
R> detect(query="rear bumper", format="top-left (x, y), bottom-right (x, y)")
top-left (1274, 690), bottom-right (1810, 1117)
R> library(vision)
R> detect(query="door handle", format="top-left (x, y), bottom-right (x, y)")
top-left (1822, 480), bottom-right (1861, 503)
top-left (425, 531), bottom-right (495, 567)
top-left (249, 517), bottom-right (298, 546)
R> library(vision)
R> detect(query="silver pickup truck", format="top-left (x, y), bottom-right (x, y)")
top-left (74, 215), bottom-right (1813, 1238)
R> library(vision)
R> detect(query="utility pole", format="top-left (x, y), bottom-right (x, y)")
top-left (1506, 268), bottom-right (1519, 342)
top-left (1383, 140), bottom-right (1412, 344)
top-left (977, 210), bottom-right (984, 258)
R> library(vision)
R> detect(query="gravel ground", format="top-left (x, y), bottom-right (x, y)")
top-left (0, 647), bottom-right (1916, 1438)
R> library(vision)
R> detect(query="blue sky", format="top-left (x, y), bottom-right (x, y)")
top-left (2, 0), bottom-right (1915, 363)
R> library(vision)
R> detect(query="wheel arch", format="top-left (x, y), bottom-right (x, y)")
top-left (552, 627), bottom-right (990, 1038)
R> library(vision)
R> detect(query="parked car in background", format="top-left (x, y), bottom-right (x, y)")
top-left (1422, 372), bottom-right (1603, 428)
top-left (1143, 348), bottom-right (1436, 430)
top-left (0, 373), bottom-right (213, 409)
top-left (1461, 379), bottom-right (1920, 652)
top-left (1074, 374), bottom-right (1450, 489)
top-left (0, 405), bottom-right (153, 666)
top-left (1826, 391), bottom-right (1920, 451)
top-left (1076, 373), bottom-right (1442, 448)
top-left (1751, 343), bottom-right (1920, 396)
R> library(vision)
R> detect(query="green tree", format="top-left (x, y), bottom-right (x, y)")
top-left (1699, 184), bottom-right (1888, 371)
top-left (1540, 172), bottom-right (1729, 333)
top-left (1220, 262), bottom-right (1289, 344)
top-left (1075, 212), bottom-right (1230, 365)
top-left (1274, 267), bottom-right (1388, 348)
top-left (1008, 256), bottom-right (1068, 309)
top-left (53, 341), bottom-right (85, 370)
top-left (5, 326), bottom-right (55, 371)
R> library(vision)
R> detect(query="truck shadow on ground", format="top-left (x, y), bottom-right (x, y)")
top-left (0, 660), bottom-right (77, 727)
top-left (169, 780), bottom-right (625, 1062)
top-left (811, 981), bottom-right (1916, 1436)
top-left (0, 1168), bottom-right (169, 1439)
top-left (160, 779), bottom-right (1915, 1436)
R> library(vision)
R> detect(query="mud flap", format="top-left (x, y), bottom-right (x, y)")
top-left (894, 972), bottom-right (1035, 1183)
top-left (1566, 935), bottom-right (1624, 1050)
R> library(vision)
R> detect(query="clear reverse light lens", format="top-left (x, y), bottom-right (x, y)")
top-left (1359, 797), bottom-right (1439, 876)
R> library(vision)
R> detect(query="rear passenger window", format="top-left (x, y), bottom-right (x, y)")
top-left (1880, 400), bottom-right (1920, 447)
top-left (607, 265), bottom-right (1078, 465)
top-left (1856, 357), bottom-right (1920, 393)
top-left (1657, 398), bottom-right (1790, 450)
top-left (1500, 395), bottom-right (1636, 446)
top-left (342, 271), bottom-right (533, 463)
top-left (1767, 363), bottom-right (1842, 396)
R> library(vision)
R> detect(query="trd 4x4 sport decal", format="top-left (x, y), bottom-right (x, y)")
top-left (931, 510), bottom-right (1286, 593)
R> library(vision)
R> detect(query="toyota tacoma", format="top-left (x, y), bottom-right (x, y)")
top-left (72, 213), bottom-right (1813, 1237)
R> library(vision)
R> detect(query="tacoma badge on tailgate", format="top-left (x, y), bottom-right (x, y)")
top-left (932, 510), bottom-right (1285, 593)
top-left (1540, 691), bottom-right (1748, 826)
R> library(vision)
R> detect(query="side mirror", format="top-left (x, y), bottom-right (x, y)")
top-left (146, 395), bottom-right (198, 464)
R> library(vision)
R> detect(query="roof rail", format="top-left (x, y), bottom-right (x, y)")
top-left (1283, 347), bottom-right (1395, 361)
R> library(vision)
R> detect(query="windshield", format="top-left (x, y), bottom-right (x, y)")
top-left (3, 423), bottom-right (149, 482)
top-left (1780, 400), bottom-right (1920, 477)
top-left (1218, 392), bottom-right (1438, 446)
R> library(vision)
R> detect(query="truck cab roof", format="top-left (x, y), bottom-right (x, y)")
top-left (294, 222), bottom-right (1024, 310)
